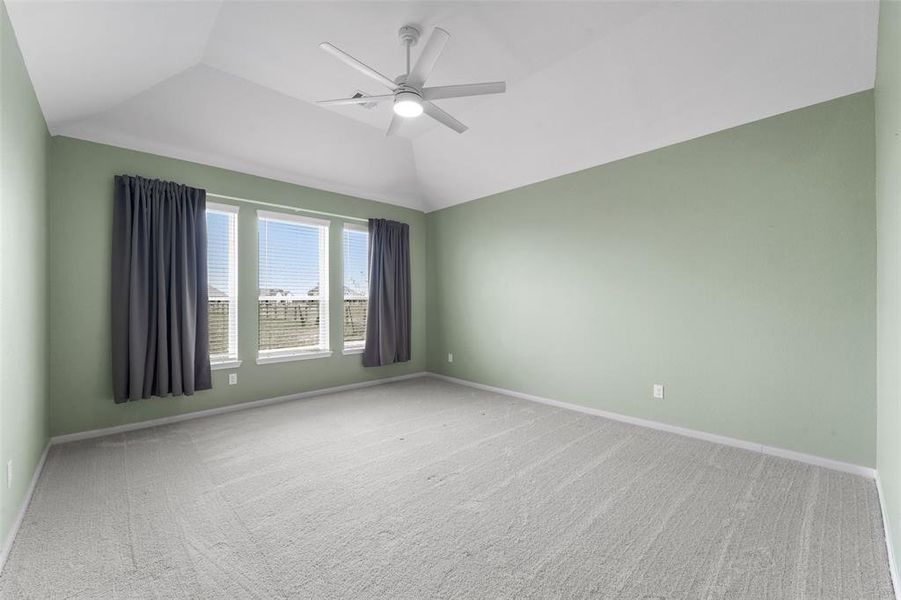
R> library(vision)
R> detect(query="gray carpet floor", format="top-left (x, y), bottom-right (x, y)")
top-left (0, 377), bottom-right (894, 599)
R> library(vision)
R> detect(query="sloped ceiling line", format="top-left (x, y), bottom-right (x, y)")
top-left (7, 1), bottom-right (879, 213)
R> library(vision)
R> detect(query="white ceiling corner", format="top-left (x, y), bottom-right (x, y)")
top-left (6, 1), bottom-right (878, 213)
top-left (7, 0), bottom-right (223, 127)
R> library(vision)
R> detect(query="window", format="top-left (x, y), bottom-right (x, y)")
top-left (257, 211), bottom-right (330, 363)
top-left (343, 223), bottom-right (369, 353)
top-left (206, 202), bottom-right (239, 367)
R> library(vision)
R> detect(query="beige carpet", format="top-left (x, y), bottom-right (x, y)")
top-left (0, 377), bottom-right (894, 599)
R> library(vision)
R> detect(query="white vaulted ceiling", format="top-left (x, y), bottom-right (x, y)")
top-left (6, 1), bottom-right (878, 212)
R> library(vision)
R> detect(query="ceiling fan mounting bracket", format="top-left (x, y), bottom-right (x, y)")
top-left (398, 25), bottom-right (421, 47)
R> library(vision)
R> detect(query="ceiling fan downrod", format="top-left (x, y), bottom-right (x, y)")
top-left (398, 25), bottom-right (420, 80)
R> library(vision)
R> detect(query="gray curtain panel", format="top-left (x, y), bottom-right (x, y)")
top-left (363, 218), bottom-right (412, 367)
top-left (111, 175), bottom-right (212, 403)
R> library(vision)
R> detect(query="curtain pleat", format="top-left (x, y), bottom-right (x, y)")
top-left (362, 219), bottom-right (411, 367)
top-left (111, 175), bottom-right (211, 403)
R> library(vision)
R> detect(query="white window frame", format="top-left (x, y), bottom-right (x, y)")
top-left (206, 202), bottom-right (241, 370)
top-left (256, 210), bottom-right (331, 364)
top-left (342, 222), bottom-right (369, 355)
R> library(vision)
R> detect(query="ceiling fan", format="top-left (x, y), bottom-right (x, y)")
top-left (317, 25), bottom-right (506, 135)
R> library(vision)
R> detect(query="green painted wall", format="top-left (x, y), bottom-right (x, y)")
top-left (0, 2), bottom-right (50, 547)
top-left (427, 91), bottom-right (876, 468)
top-left (876, 0), bottom-right (901, 582)
top-left (7, 5), bottom-right (886, 559)
top-left (48, 136), bottom-right (426, 436)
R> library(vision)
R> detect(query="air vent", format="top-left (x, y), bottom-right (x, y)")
top-left (352, 91), bottom-right (378, 110)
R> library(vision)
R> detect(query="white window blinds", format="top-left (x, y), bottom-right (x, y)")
top-left (206, 203), bottom-right (239, 364)
top-left (257, 211), bottom-right (330, 361)
top-left (343, 224), bottom-right (369, 350)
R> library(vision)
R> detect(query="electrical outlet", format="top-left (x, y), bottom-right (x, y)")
top-left (448, 353), bottom-right (453, 363)
top-left (6, 460), bottom-right (12, 488)
top-left (653, 384), bottom-right (665, 400)
top-left (228, 373), bottom-right (238, 385)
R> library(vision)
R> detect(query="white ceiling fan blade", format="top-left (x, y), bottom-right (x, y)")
top-left (422, 82), bottom-right (506, 101)
top-left (407, 27), bottom-right (449, 86)
top-left (386, 113), bottom-right (402, 137)
top-left (317, 95), bottom-right (394, 107)
top-left (319, 42), bottom-right (397, 90)
top-left (423, 101), bottom-right (467, 134)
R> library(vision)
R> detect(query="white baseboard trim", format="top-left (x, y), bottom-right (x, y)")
top-left (877, 475), bottom-right (901, 598)
top-left (428, 373), bottom-right (876, 479)
top-left (4, 370), bottom-right (892, 588)
top-left (51, 372), bottom-right (428, 445)
top-left (0, 441), bottom-right (50, 574)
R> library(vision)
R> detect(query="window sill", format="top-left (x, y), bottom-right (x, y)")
top-left (342, 347), bottom-right (365, 355)
top-left (211, 359), bottom-right (242, 370)
top-left (256, 350), bottom-right (332, 365)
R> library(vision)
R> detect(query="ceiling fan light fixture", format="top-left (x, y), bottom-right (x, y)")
top-left (393, 91), bottom-right (423, 118)
top-left (318, 26), bottom-right (505, 134)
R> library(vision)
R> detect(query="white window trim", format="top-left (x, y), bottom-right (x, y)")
top-left (257, 210), bottom-right (331, 362)
top-left (256, 350), bottom-right (333, 365)
top-left (343, 221), bottom-right (367, 233)
top-left (207, 202), bottom-right (240, 366)
top-left (211, 360), bottom-right (243, 370)
top-left (318, 219), bottom-right (330, 351)
top-left (342, 222), bottom-right (369, 352)
top-left (207, 201), bottom-right (239, 214)
top-left (257, 209), bottom-right (329, 228)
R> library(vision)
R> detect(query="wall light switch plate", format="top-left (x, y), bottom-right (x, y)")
top-left (448, 353), bottom-right (453, 363)
top-left (6, 460), bottom-right (12, 488)
top-left (653, 384), bottom-right (665, 399)
top-left (228, 373), bottom-right (238, 385)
